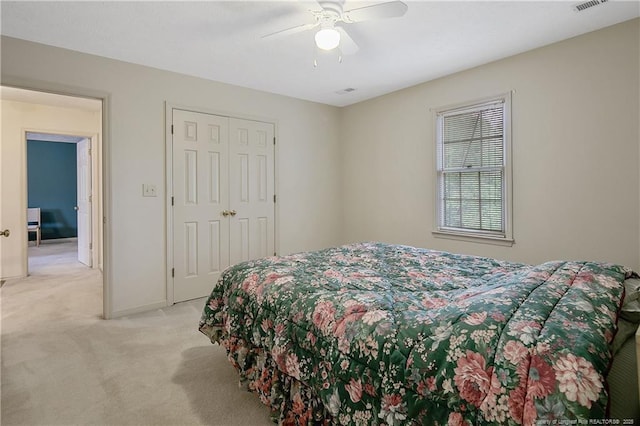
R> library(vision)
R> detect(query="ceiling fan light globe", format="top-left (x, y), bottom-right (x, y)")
top-left (315, 28), bottom-right (340, 50)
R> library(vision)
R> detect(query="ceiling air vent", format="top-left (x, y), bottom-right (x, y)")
top-left (574, 0), bottom-right (608, 12)
top-left (335, 88), bottom-right (356, 95)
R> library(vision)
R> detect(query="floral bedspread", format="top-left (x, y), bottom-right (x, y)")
top-left (199, 242), bottom-right (632, 425)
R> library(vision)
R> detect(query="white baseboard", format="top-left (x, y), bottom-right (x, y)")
top-left (109, 300), bottom-right (168, 319)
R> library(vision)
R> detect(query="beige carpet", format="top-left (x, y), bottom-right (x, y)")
top-left (1, 240), bottom-right (273, 425)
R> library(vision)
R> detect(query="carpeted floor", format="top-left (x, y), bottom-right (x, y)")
top-left (1, 240), bottom-right (273, 425)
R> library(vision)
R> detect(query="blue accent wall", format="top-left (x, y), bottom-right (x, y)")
top-left (27, 140), bottom-right (78, 240)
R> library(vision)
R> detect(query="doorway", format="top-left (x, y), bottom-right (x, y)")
top-left (0, 86), bottom-right (104, 315)
top-left (26, 132), bottom-right (93, 269)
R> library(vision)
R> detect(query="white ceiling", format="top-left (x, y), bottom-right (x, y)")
top-left (1, 1), bottom-right (638, 107)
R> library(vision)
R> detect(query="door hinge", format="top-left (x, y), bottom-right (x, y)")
top-left (172, 268), bottom-right (175, 278)
top-left (273, 137), bottom-right (276, 145)
top-left (88, 148), bottom-right (92, 156)
top-left (89, 242), bottom-right (93, 250)
top-left (171, 124), bottom-right (174, 135)
top-left (273, 194), bottom-right (276, 203)
top-left (171, 196), bottom-right (174, 206)
top-left (89, 195), bottom-right (92, 203)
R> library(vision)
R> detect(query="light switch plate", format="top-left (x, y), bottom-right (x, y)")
top-left (142, 184), bottom-right (157, 197)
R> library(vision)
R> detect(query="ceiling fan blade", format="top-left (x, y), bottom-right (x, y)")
top-left (261, 22), bottom-right (318, 40)
top-left (343, 1), bottom-right (408, 23)
top-left (336, 26), bottom-right (359, 55)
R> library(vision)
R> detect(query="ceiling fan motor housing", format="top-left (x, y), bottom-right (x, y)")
top-left (317, 0), bottom-right (345, 20)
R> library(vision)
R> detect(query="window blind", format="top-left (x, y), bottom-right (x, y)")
top-left (437, 100), bottom-right (506, 235)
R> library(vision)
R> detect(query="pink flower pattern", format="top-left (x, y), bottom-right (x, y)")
top-left (454, 351), bottom-right (497, 406)
top-left (503, 340), bottom-right (528, 365)
top-left (344, 378), bottom-right (362, 403)
top-left (312, 301), bottom-right (336, 335)
top-left (554, 353), bottom-right (603, 408)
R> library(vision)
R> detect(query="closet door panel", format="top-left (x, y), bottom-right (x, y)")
top-left (172, 109), bottom-right (230, 303)
top-left (228, 118), bottom-right (275, 265)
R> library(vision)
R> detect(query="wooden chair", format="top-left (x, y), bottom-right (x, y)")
top-left (27, 208), bottom-right (41, 247)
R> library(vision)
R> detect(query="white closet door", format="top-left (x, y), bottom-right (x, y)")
top-left (173, 109), bottom-right (230, 303)
top-left (228, 118), bottom-right (275, 265)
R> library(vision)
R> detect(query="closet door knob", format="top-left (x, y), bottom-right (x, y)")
top-left (0, 229), bottom-right (10, 237)
top-left (222, 210), bottom-right (230, 217)
top-left (229, 210), bottom-right (237, 217)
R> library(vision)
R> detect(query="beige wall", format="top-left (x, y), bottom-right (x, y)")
top-left (0, 99), bottom-right (101, 278)
top-left (1, 36), bottom-right (344, 317)
top-left (341, 19), bottom-right (640, 270)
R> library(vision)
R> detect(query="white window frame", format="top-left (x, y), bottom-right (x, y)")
top-left (433, 93), bottom-right (513, 246)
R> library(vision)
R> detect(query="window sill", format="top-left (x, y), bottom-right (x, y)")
top-left (432, 230), bottom-right (514, 247)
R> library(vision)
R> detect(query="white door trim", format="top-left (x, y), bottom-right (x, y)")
top-left (165, 102), bottom-right (279, 306)
top-left (165, 103), bottom-right (175, 305)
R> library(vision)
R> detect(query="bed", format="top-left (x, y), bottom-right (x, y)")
top-left (199, 242), bottom-right (640, 424)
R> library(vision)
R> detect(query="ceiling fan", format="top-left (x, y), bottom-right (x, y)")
top-left (261, 0), bottom-right (408, 57)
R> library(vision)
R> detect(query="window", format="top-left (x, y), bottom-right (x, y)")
top-left (434, 94), bottom-right (513, 244)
